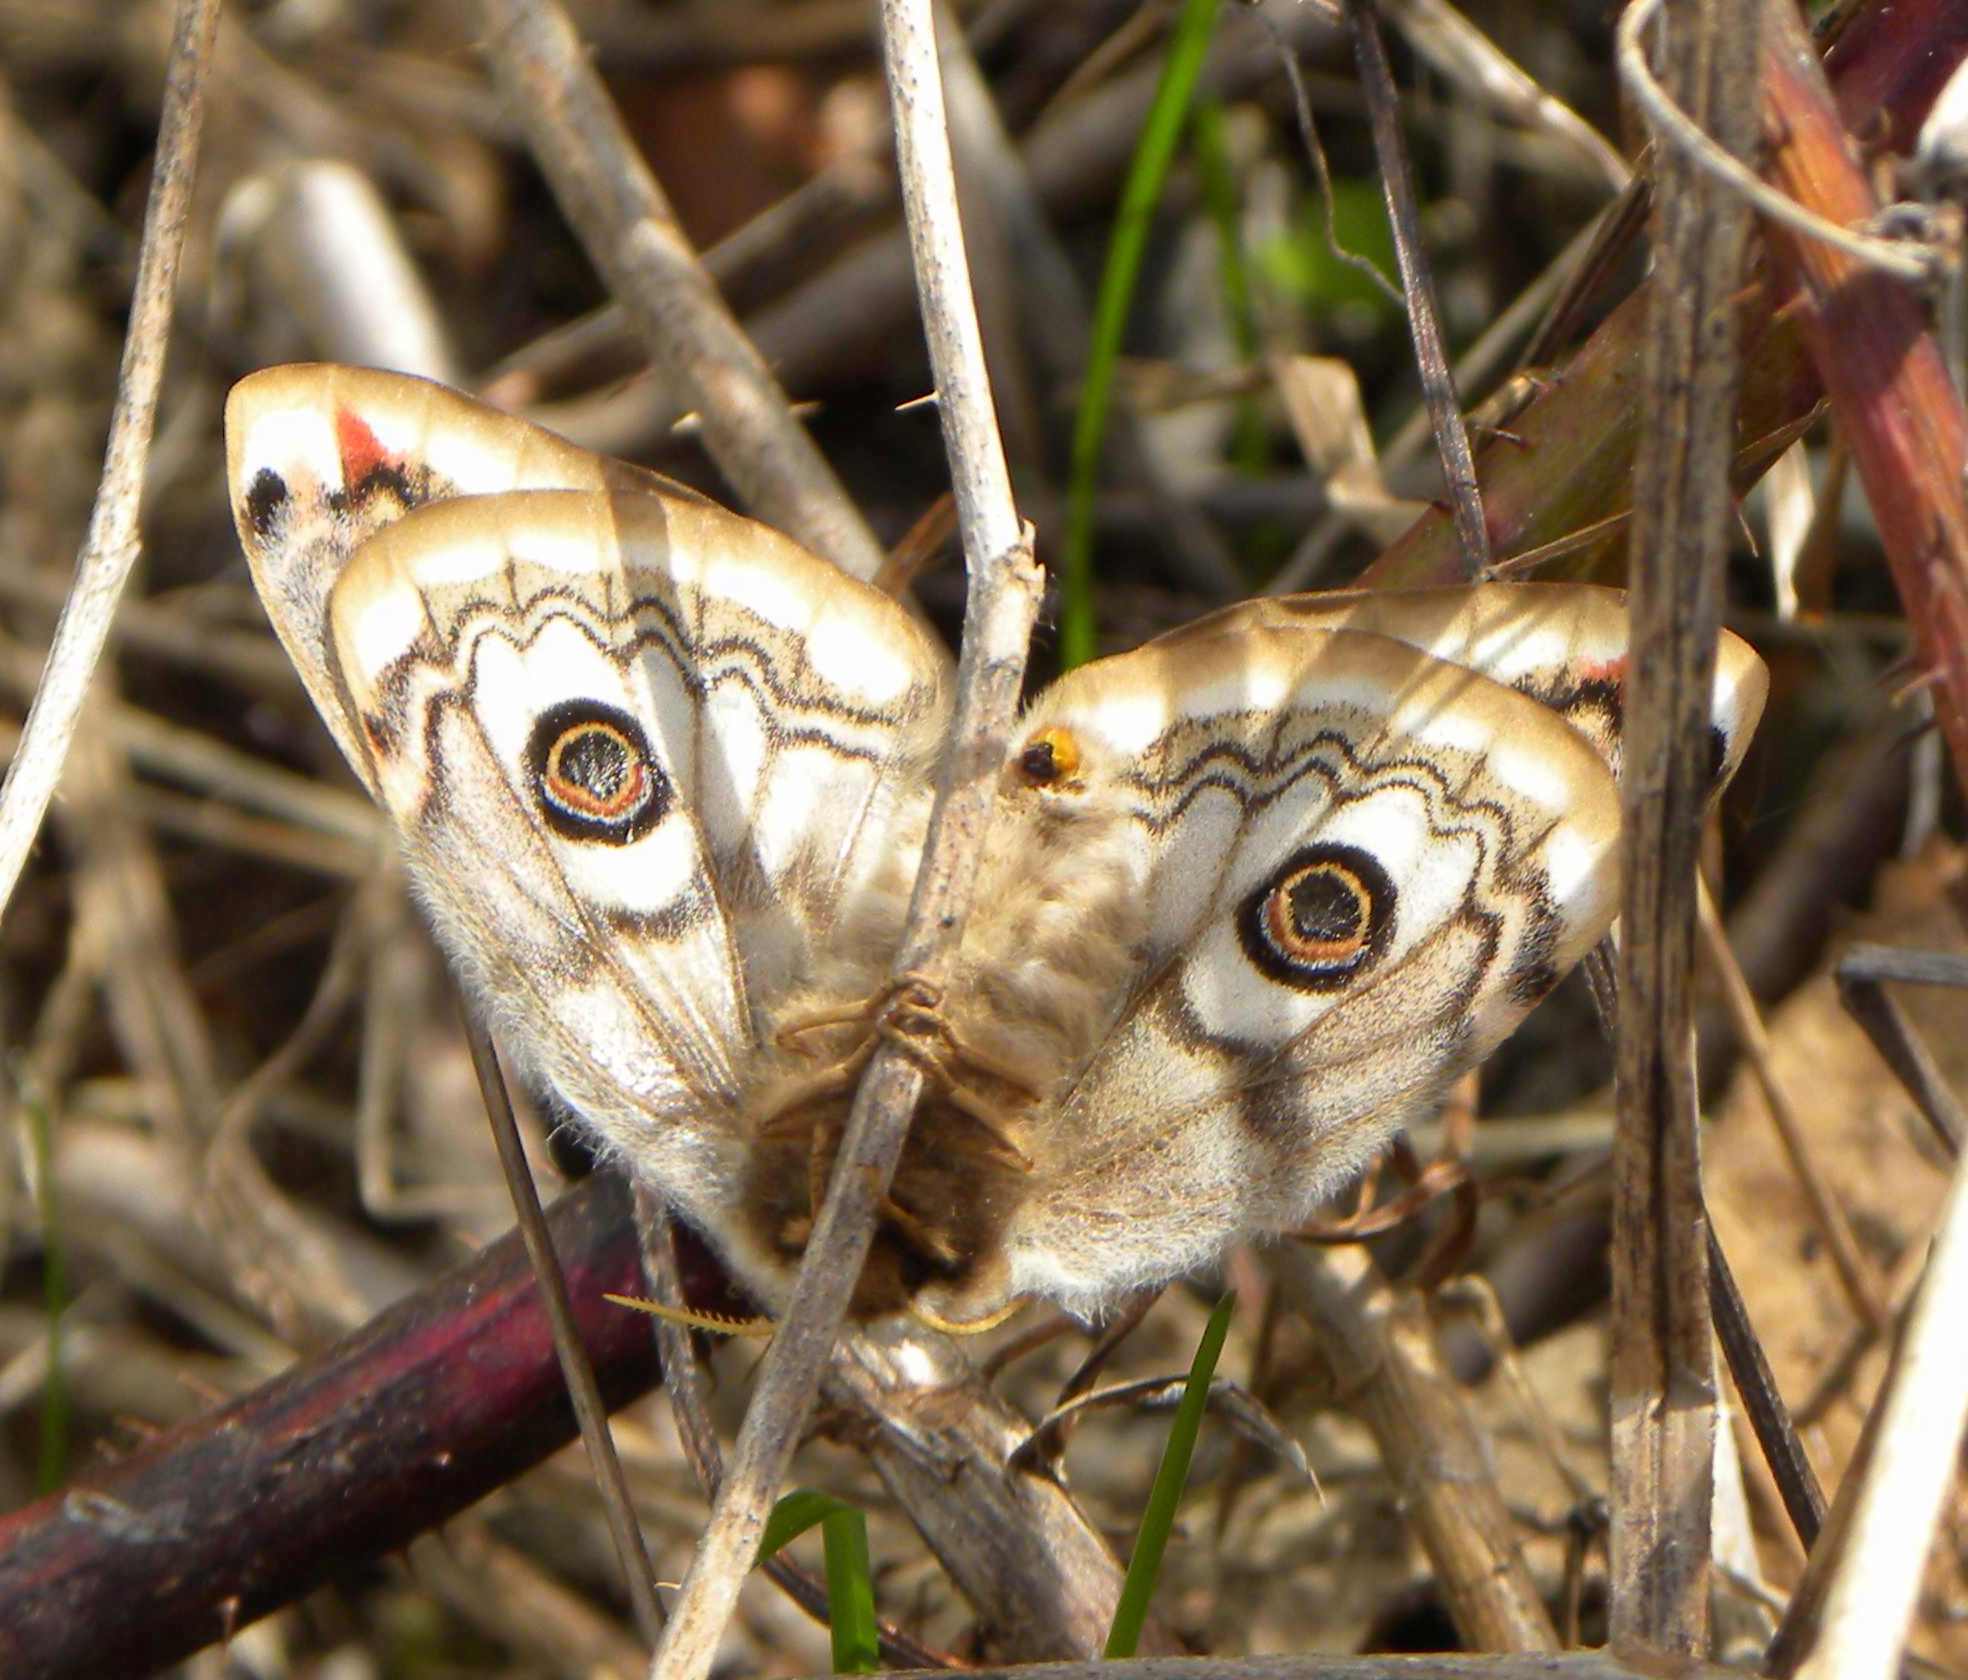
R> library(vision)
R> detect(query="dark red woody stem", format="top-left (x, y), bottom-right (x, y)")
top-left (0, 1173), bottom-right (660, 1677)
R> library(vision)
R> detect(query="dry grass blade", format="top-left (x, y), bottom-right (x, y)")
top-left (0, 0), bottom-right (219, 921)
top-left (1605, 0), bottom-right (1759, 1658)
top-left (1343, 0), bottom-right (1485, 576)
top-left (1705, 1228), bottom-right (1825, 1553)
top-left (463, 1019), bottom-right (664, 1643)
top-left (825, 1321), bottom-right (1181, 1660)
top-left (1835, 946), bottom-right (1968, 1151)
top-left (631, 1190), bottom-right (959, 1669)
top-left (1383, 0), bottom-right (1631, 193)
top-left (0, 1175), bottom-right (657, 1674)
top-left (1695, 887), bottom-right (1887, 1330)
top-left (1274, 1242), bottom-right (1559, 1653)
top-left (1360, 6), bottom-right (1968, 597)
top-left (1773, 1143), bottom-right (1968, 1680)
top-left (15, 2), bottom-right (1968, 1672)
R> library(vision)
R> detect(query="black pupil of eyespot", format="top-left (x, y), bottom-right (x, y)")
top-left (558, 727), bottom-right (627, 798)
top-left (1287, 868), bottom-right (1360, 942)
top-left (1020, 740), bottom-right (1056, 780)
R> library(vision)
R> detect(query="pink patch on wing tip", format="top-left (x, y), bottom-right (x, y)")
top-left (1578, 654), bottom-right (1627, 688)
top-left (335, 407), bottom-right (395, 489)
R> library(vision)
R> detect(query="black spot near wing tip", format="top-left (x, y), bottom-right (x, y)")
top-left (1707, 723), bottom-right (1730, 790)
top-left (351, 460), bottom-right (417, 512)
top-left (243, 468), bottom-right (289, 539)
top-left (1505, 892), bottom-right (1564, 1007)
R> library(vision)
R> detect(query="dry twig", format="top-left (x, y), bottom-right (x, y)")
top-left (646, 2), bottom-right (1040, 1671)
top-left (475, 0), bottom-right (886, 580)
top-left (1606, 0), bottom-right (1759, 1658)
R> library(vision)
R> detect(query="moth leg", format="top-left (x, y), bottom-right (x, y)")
top-left (942, 1035), bottom-right (1044, 1105)
top-left (872, 1192), bottom-right (962, 1266)
top-left (934, 1077), bottom-right (1036, 1172)
top-left (772, 971), bottom-right (944, 1050)
top-left (773, 996), bottom-right (882, 1048)
top-left (752, 1036), bottom-right (880, 1139)
top-left (786, 1113), bottom-right (962, 1271)
top-left (853, 973), bottom-right (1041, 1170)
top-left (871, 1015), bottom-right (1035, 1171)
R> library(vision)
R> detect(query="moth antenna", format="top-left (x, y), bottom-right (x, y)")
top-left (602, 1293), bottom-right (776, 1339)
top-left (910, 1294), bottom-right (1033, 1336)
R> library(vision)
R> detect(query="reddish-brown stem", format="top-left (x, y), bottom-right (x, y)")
top-left (0, 1175), bottom-right (658, 1676)
top-left (1758, 0), bottom-right (1968, 801)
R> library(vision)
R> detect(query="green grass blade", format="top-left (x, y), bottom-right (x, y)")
top-left (756, 1487), bottom-right (858, 1566)
top-left (756, 1489), bottom-right (879, 1672)
top-left (821, 1505), bottom-right (879, 1673)
top-left (1059, 0), bottom-right (1226, 670)
top-left (1103, 1291), bottom-right (1237, 1658)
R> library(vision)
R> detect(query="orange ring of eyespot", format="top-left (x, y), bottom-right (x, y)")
top-left (544, 721), bottom-right (647, 820)
top-left (1017, 724), bottom-right (1083, 786)
top-left (1237, 842), bottom-right (1394, 992)
top-left (527, 700), bottom-right (668, 843)
top-left (1264, 860), bottom-right (1371, 964)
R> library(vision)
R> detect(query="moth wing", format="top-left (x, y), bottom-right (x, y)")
top-left (225, 362), bottom-right (710, 792)
top-left (988, 620), bottom-right (1632, 1313)
top-left (287, 480), bottom-right (950, 1250)
top-left (1170, 581), bottom-right (1768, 789)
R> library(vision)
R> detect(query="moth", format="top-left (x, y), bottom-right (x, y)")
top-left (226, 364), bottom-right (1767, 1327)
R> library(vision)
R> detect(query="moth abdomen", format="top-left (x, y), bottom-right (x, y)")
top-left (739, 1023), bottom-right (1036, 1321)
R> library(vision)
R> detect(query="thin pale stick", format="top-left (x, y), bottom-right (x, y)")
top-left (885, 2), bottom-right (1023, 556)
top-left (1268, 201), bottom-right (1611, 595)
top-left (644, 3), bottom-right (1039, 1673)
top-left (1385, 0), bottom-right (1632, 192)
top-left (1790, 1143), bottom-right (1968, 1680)
top-left (474, 0), bottom-right (885, 580)
top-left (1618, 0), bottom-right (1933, 286)
top-left (1435, 1277), bottom-right (1596, 1506)
top-left (1579, 880), bottom-right (1828, 1564)
top-left (0, 639), bottom-right (380, 849)
top-left (1275, 1241), bottom-right (1560, 1652)
top-left (0, 0), bottom-right (219, 924)
top-left (628, 1190), bottom-right (956, 1669)
top-left (0, 566), bottom-right (293, 692)
top-left (1259, 8), bottom-right (1402, 310)
top-left (462, 1020), bottom-right (664, 1645)
top-left (825, 1319), bottom-right (1179, 1660)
